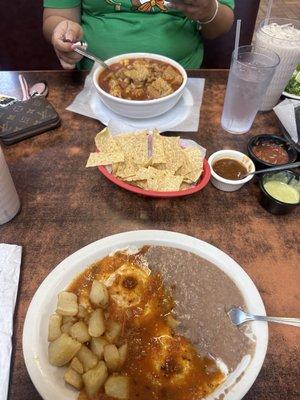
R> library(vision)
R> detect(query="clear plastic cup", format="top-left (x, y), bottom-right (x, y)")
top-left (221, 45), bottom-right (280, 134)
top-left (0, 146), bottom-right (20, 225)
top-left (255, 18), bottom-right (300, 111)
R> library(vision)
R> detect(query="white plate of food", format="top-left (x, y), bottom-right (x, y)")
top-left (23, 230), bottom-right (268, 400)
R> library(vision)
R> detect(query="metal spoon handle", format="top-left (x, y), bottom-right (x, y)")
top-left (245, 313), bottom-right (300, 327)
top-left (73, 46), bottom-right (109, 70)
top-left (252, 161), bottom-right (300, 175)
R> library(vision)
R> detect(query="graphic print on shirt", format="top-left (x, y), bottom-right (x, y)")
top-left (104, 0), bottom-right (167, 12)
top-left (131, 0), bottom-right (167, 12)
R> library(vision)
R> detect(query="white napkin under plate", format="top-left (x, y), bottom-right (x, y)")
top-left (67, 64), bottom-right (205, 132)
top-left (273, 98), bottom-right (300, 144)
top-left (0, 244), bottom-right (22, 400)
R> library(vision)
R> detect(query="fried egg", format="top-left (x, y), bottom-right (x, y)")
top-left (106, 263), bottom-right (151, 308)
top-left (148, 335), bottom-right (195, 387)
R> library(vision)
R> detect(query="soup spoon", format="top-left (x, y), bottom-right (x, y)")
top-left (72, 41), bottom-right (110, 70)
top-left (243, 161), bottom-right (300, 178)
top-left (228, 307), bottom-right (300, 327)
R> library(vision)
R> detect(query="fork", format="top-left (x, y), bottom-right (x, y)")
top-left (71, 41), bottom-right (110, 70)
top-left (228, 307), bottom-right (300, 327)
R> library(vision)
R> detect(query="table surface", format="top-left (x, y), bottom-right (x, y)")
top-left (1, 70), bottom-right (299, 400)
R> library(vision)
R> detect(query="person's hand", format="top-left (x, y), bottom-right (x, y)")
top-left (52, 20), bottom-right (83, 69)
top-left (170, 0), bottom-right (217, 22)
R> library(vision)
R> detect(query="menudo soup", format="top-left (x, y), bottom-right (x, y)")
top-left (98, 58), bottom-right (183, 101)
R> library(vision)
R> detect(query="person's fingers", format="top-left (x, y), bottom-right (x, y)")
top-left (52, 21), bottom-right (83, 52)
top-left (54, 39), bottom-right (74, 53)
top-left (65, 21), bottom-right (83, 42)
top-left (60, 50), bottom-right (83, 61)
top-left (53, 30), bottom-right (74, 52)
top-left (56, 51), bottom-right (82, 65)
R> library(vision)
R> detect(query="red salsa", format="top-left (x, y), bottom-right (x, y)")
top-left (252, 142), bottom-right (289, 165)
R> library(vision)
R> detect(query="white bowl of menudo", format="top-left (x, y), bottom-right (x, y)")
top-left (93, 53), bottom-right (187, 119)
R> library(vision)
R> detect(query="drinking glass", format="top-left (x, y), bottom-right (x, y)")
top-left (0, 146), bottom-right (20, 225)
top-left (221, 45), bottom-right (280, 134)
top-left (255, 18), bottom-right (300, 111)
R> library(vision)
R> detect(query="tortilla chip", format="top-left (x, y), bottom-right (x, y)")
top-left (159, 136), bottom-right (184, 173)
top-left (151, 129), bottom-right (166, 164)
top-left (122, 167), bottom-right (150, 182)
top-left (146, 167), bottom-right (183, 191)
top-left (115, 131), bottom-right (148, 165)
top-left (181, 147), bottom-right (203, 183)
top-left (180, 182), bottom-right (194, 190)
top-left (184, 170), bottom-right (202, 183)
top-left (88, 128), bottom-right (204, 192)
top-left (114, 160), bottom-right (139, 179)
top-left (130, 180), bottom-right (148, 189)
top-left (176, 151), bottom-right (194, 177)
top-left (86, 152), bottom-right (124, 167)
top-left (184, 147), bottom-right (203, 167)
top-left (94, 128), bottom-right (121, 156)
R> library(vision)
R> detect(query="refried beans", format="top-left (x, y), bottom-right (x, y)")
top-left (142, 246), bottom-right (255, 372)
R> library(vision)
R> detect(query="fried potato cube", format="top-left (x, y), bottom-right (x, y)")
top-left (77, 344), bottom-right (98, 372)
top-left (48, 314), bottom-right (62, 342)
top-left (88, 309), bottom-right (105, 337)
top-left (77, 305), bottom-right (88, 320)
top-left (82, 361), bottom-right (108, 399)
top-left (48, 333), bottom-right (81, 367)
top-left (105, 320), bottom-right (121, 344)
top-left (70, 321), bottom-right (91, 343)
top-left (70, 357), bottom-right (84, 374)
top-left (118, 343), bottom-right (128, 368)
top-left (64, 367), bottom-right (83, 390)
top-left (89, 280), bottom-right (109, 307)
top-left (104, 376), bottom-right (130, 399)
top-left (90, 337), bottom-right (108, 359)
top-left (62, 315), bottom-right (78, 324)
top-left (61, 321), bottom-right (74, 334)
top-left (104, 344), bottom-right (120, 371)
top-left (56, 292), bottom-right (78, 316)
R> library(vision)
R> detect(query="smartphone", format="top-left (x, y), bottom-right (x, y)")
top-left (0, 94), bottom-right (18, 108)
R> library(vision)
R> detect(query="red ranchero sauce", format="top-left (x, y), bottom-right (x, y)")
top-left (69, 250), bottom-right (225, 400)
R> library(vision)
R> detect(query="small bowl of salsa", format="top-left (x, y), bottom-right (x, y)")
top-left (259, 170), bottom-right (300, 214)
top-left (247, 134), bottom-right (297, 170)
top-left (208, 150), bottom-right (255, 192)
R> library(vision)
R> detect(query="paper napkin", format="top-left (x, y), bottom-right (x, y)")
top-left (0, 244), bottom-right (22, 400)
top-left (273, 99), bottom-right (300, 144)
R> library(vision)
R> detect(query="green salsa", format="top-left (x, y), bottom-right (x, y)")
top-left (264, 181), bottom-right (299, 204)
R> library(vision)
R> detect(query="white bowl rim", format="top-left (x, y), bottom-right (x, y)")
top-left (208, 150), bottom-right (256, 185)
top-left (93, 52), bottom-right (187, 105)
top-left (22, 230), bottom-right (268, 400)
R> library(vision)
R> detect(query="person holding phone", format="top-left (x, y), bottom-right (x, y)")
top-left (43, 0), bottom-right (234, 70)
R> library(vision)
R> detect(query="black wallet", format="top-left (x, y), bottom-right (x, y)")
top-left (0, 96), bottom-right (61, 145)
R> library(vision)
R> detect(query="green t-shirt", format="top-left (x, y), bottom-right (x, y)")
top-left (44, 0), bottom-right (234, 69)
